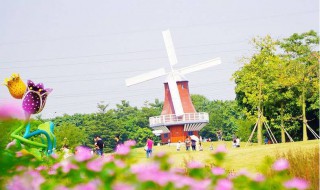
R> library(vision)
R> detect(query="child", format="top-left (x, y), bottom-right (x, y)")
top-left (176, 141), bottom-right (181, 151)
top-left (209, 143), bottom-right (214, 150)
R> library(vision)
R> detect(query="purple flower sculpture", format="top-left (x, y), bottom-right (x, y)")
top-left (22, 80), bottom-right (52, 115)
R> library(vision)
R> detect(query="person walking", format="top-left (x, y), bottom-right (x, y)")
top-left (264, 136), bottom-right (269, 145)
top-left (185, 136), bottom-right (191, 151)
top-left (191, 139), bottom-right (196, 151)
top-left (146, 136), bottom-right (153, 158)
top-left (217, 130), bottom-right (223, 141)
top-left (94, 135), bottom-right (104, 156)
top-left (198, 142), bottom-right (203, 151)
top-left (176, 141), bottom-right (181, 151)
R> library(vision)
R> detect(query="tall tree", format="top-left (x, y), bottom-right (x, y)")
top-left (233, 35), bottom-right (278, 144)
top-left (279, 30), bottom-right (319, 141)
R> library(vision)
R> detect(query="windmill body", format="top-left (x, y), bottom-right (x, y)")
top-left (125, 30), bottom-right (221, 143)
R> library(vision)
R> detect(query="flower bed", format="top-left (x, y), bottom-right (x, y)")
top-left (1, 141), bottom-right (309, 190)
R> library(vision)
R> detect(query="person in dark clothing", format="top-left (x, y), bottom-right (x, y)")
top-left (191, 139), bottom-right (196, 151)
top-left (94, 136), bottom-right (104, 156)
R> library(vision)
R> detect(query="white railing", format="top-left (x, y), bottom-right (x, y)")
top-left (149, 112), bottom-right (209, 127)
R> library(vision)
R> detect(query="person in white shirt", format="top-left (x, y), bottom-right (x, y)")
top-left (236, 137), bottom-right (240, 148)
top-left (176, 141), bottom-right (181, 151)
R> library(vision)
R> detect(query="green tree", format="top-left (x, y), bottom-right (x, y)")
top-left (55, 123), bottom-right (88, 150)
top-left (279, 30), bottom-right (319, 141)
top-left (233, 35), bottom-right (278, 144)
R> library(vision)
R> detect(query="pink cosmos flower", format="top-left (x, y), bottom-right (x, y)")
top-left (190, 179), bottom-right (211, 190)
top-left (74, 146), bottom-right (92, 162)
top-left (16, 151), bottom-right (23, 157)
top-left (131, 163), bottom-right (159, 174)
top-left (171, 175), bottom-right (196, 188)
top-left (50, 161), bottom-right (78, 174)
top-left (253, 173), bottom-right (265, 182)
top-left (51, 153), bottom-right (58, 159)
top-left (51, 163), bottom-right (61, 171)
top-left (116, 144), bottom-right (130, 155)
top-left (113, 183), bottom-right (135, 190)
top-left (284, 178), bottom-right (309, 190)
top-left (0, 102), bottom-right (25, 120)
top-left (115, 160), bottom-right (126, 168)
top-left (35, 165), bottom-right (47, 171)
top-left (48, 169), bottom-right (57, 175)
top-left (138, 171), bottom-right (171, 186)
top-left (170, 168), bottom-right (185, 174)
top-left (237, 168), bottom-right (250, 176)
top-left (6, 170), bottom-right (45, 190)
top-left (131, 163), bottom-right (173, 186)
top-left (215, 179), bottom-right (233, 190)
top-left (72, 183), bottom-right (96, 190)
top-left (214, 145), bottom-right (227, 154)
top-left (86, 155), bottom-right (113, 172)
top-left (60, 160), bottom-right (78, 173)
top-left (87, 158), bottom-right (105, 172)
top-left (187, 161), bottom-right (204, 169)
top-left (272, 158), bottom-right (289, 171)
top-left (124, 140), bottom-right (136, 147)
top-left (155, 152), bottom-right (166, 157)
top-left (6, 140), bottom-right (17, 149)
top-left (16, 166), bottom-right (26, 171)
top-left (55, 185), bottom-right (68, 190)
top-left (211, 167), bottom-right (225, 175)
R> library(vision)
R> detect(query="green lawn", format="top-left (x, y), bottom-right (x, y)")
top-left (131, 140), bottom-right (319, 172)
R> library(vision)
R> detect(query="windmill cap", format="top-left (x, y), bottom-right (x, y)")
top-left (164, 72), bottom-right (188, 83)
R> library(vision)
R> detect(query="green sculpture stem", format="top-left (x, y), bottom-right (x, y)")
top-left (11, 123), bottom-right (47, 148)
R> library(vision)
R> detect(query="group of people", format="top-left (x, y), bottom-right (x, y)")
top-left (175, 136), bottom-right (203, 151)
top-left (94, 135), bottom-right (154, 159)
top-left (93, 135), bottom-right (124, 156)
top-left (94, 135), bottom-right (155, 158)
top-left (62, 133), bottom-right (241, 159)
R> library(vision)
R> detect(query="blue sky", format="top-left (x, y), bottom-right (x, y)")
top-left (0, 0), bottom-right (319, 118)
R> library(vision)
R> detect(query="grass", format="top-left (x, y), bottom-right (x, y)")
top-left (274, 146), bottom-right (319, 190)
top-left (132, 140), bottom-right (319, 172)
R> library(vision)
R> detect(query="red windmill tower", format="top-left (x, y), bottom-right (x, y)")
top-left (126, 30), bottom-right (221, 143)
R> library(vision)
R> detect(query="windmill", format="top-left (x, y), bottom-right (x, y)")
top-left (125, 30), bottom-right (221, 143)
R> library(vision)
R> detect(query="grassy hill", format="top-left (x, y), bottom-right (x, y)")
top-left (132, 140), bottom-right (319, 172)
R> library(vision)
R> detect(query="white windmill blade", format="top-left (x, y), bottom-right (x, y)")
top-left (162, 30), bottom-right (178, 66)
top-left (125, 68), bottom-right (166, 86)
top-left (167, 74), bottom-right (184, 116)
top-left (178, 57), bottom-right (221, 75)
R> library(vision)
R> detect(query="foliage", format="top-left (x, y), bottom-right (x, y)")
top-left (0, 119), bottom-right (21, 151)
top-left (191, 96), bottom-right (245, 141)
top-left (233, 31), bottom-right (319, 142)
top-left (0, 142), bottom-right (311, 190)
top-left (54, 123), bottom-right (88, 150)
top-left (235, 119), bottom-right (255, 142)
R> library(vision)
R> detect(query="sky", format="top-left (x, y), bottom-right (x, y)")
top-left (0, 0), bottom-right (319, 119)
